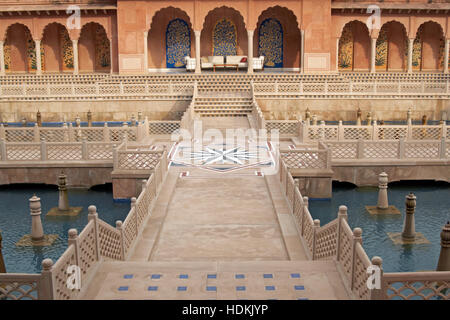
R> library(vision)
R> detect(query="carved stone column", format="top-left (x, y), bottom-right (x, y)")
top-left (195, 30), bottom-right (201, 74)
top-left (444, 39), bottom-right (449, 74)
top-left (407, 38), bottom-right (414, 73)
top-left (143, 31), bottom-right (149, 73)
top-left (0, 40), bottom-right (5, 75)
top-left (247, 29), bottom-right (254, 74)
top-left (72, 39), bottom-right (79, 74)
top-left (370, 38), bottom-right (376, 73)
top-left (35, 40), bottom-right (42, 74)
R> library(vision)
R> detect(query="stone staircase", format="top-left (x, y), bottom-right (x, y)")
top-left (194, 79), bottom-right (253, 117)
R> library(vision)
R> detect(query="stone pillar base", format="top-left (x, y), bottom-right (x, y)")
top-left (365, 205), bottom-right (400, 215)
top-left (387, 232), bottom-right (430, 245)
top-left (46, 207), bottom-right (83, 217)
top-left (16, 234), bottom-right (59, 247)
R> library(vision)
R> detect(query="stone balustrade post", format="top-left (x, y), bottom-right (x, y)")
top-left (68, 123), bottom-right (74, 142)
top-left (88, 205), bottom-right (100, 261)
top-left (40, 259), bottom-right (55, 300)
top-left (320, 121), bottom-right (326, 140)
top-left (131, 197), bottom-right (138, 235)
top-left (0, 124), bottom-right (5, 140)
top-left (40, 139), bottom-right (47, 161)
top-left (407, 121), bottom-right (413, 140)
top-left (81, 138), bottom-right (88, 160)
top-left (441, 121), bottom-right (447, 139)
top-left (112, 146), bottom-right (119, 170)
top-left (372, 120), bottom-right (378, 140)
top-left (115, 221), bottom-right (125, 260)
top-left (301, 196), bottom-right (309, 236)
top-left (312, 219), bottom-right (320, 260)
top-left (103, 123), bottom-right (110, 142)
top-left (68, 229), bottom-right (81, 267)
top-left (357, 139), bottom-right (364, 159)
top-left (338, 120), bottom-right (344, 141)
top-left (439, 137), bottom-right (446, 159)
top-left (33, 123), bottom-right (40, 142)
top-left (369, 257), bottom-right (384, 300)
top-left (407, 108), bottom-right (412, 126)
top-left (336, 205), bottom-right (348, 261)
top-left (398, 138), bottom-right (405, 159)
top-left (350, 228), bottom-right (363, 290)
top-left (0, 138), bottom-right (6, 161)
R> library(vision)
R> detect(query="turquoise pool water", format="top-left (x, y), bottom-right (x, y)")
top-left (0, 185), bottom-right (129, 274)
top-left (308, 181), bottom-right (450, 273)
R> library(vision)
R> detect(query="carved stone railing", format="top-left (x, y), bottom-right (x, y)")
top-left (324, 139), bottom-right (449, 160)
top-left (0, 140), bottom-right (120, 162)
top-left (301, 122), bottom-right (448, 142)
top-left (0, 82), bottom-right (194, 101)
top-left (0, 150), bottom-right (168, 300)
top-left (0, 123), bottom-right (138, 143)
top-left (280, 142), bottom-right (331, 170)
top-left (278, 153), bottom-right (450, 300)
top-left (113, 142), bottom-right (165, 172)
top-left (254, 81), bottom-right (450, 98)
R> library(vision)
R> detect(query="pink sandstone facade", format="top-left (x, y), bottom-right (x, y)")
top-left (0, 0), bottom-right (449, 74)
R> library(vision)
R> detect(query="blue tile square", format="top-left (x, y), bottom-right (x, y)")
top-left (206, 286), bottom-right (217, 292)
top-left (265, 286), bottom-right (275, 291)
top-left (118, 286), bottom-right (128, 291)
top-left (294, 285), bottom-right (305, 291)
top-left (263, 274), bottom-right (273, 279)
top-left (179, 274), bottom-right (189, 279)
top-left (147, 286), bottom-right (158, 291)
top-left (123, 274), bottom-right (133, 279)
top-left (291, 273), bottom-right (301, 279)
top-left (207, 274), bottom-right (217, 279)
top-left (297, 298), bottom-right (308, 300)
top-left (236, 286), bottom-right (246, 291)
top-left (235, 274), bottom-right (245, 279)
top-left (151, 274), bottom-right (161, 279)
top-left (177, 286), bottom-right (187, 291)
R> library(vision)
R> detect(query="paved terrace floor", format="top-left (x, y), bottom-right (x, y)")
top-left (82, 116), bottom-right (350, 300)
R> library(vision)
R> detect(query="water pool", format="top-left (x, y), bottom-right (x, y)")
top-left (308, 181), bottom-right (450, 273)
top-left (0, 185), bottom-right (129, 274)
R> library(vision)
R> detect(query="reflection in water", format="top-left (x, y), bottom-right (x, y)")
top-left (308, 181), bottom-right (450, 273)
top-left (0, 184), bottom-right (129, 274)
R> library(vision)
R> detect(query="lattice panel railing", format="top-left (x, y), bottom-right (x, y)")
top-left (77, 221), bottom-right (97, 283)
top-left (405, 141), bottom-right (439, 159)
top-left (5, 129), bottom-right (35, 142)
top-left (326, 142), bottom-right (357, 159)
top-left (74, 128), bottom-right (105, 142)
top-left (88, 143), bottom-right (116, 160)
top-left (109, 128), bottom-right (137, 142)
top-left (338, 222), bottom-right (354, 284)
top-left (52, 245), bottom-right (79, 300)
top-left (6, 143), bottom-right (41, 161)
top-left (0, 275), bottom-right (40, 300)
top-left (47, 144), bottom-right (82, 161)
top-left (383, 273), bottom-right (450, 300)
top-left (122, 208), bottom-right (137, 254)
top-left (377, 127), bottom-right (408, 140)
top-left (353, 243), bottom-right (371, 300)
top-left (343, 127), bottom-right (371, 140)
top-left (363, 141), bottom-right (398, 159)
top-left (266, 121), bottom-right (299, 135)
top-left (412, 127), bottom-right (442, 140)
top-left (447, 142), bottom-right (450, 158)
top-left (117, 151), bottom-right (162, 170)
top-left (302, 210), bottom-right (315, 257)
top-left (98, 219), bottom-right (123, 260)
top-left (40, 129), bottom-right (67, 142)
top-left (281, 150), bottom-right (328, 169)
top-left (314, 220), bottom-right (338, 260)
top-left (148, 121), bottom-right (181, 135)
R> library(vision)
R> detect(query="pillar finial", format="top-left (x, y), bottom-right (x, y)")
top-left (402, 193), bottom-right (417, 240)
top-left (436, 221), bottom-right (450, 271)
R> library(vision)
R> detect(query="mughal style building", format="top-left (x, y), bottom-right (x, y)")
top-left (0, 0), bottom-right (449, 75)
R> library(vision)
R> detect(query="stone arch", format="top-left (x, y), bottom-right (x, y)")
top-left (256, 6), bottom-right (301, 69)
top-left (338, 20), bottom-right (370, 71)
top-left (376, 21), bottom-right (408, 71)
top-left (413, 21), bottom-right (445, 71)
top-left (78, 22), bottom-right (110, 73)
top-left (199, 5), bottom-right (247, 31)
top-left (3, 23), bottom-right (37, 73)
top-left (41, 23), bottom-right (74, 73)
top-left (148, 7), bottom-right (194, 69)
top-left (252, 4), bottom-right (300, 31)
top-left (201, 7), bottom-right (246, 57)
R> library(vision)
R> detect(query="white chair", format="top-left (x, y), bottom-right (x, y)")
top-left (184, 56), bottom-right (196, 72)
top-left (201, 56), bottom-right (224, 69)
top-left (253, 56), bottom-right (265, 71)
